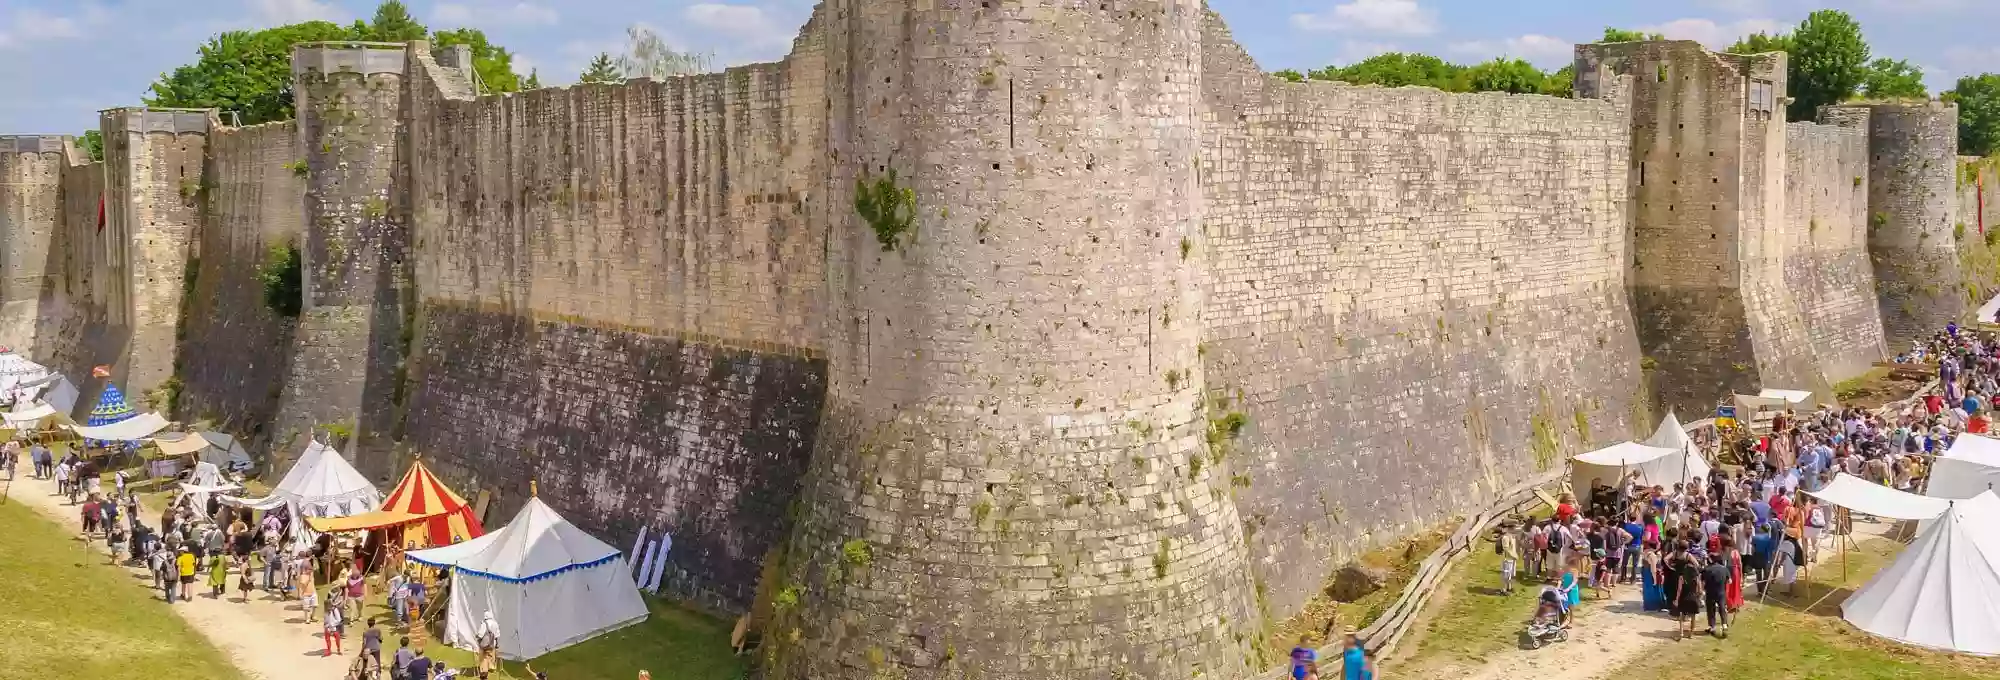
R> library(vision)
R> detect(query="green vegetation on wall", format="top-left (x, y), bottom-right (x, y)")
top-left (854, 168), bottom-right (917, 252)
top-left (257, 241), bottom-right (303, 317)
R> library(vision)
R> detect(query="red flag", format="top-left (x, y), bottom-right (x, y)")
top-left (91, 365), bottom-right (111, 378)
top-left (97, 195), bottom-right (105, 232)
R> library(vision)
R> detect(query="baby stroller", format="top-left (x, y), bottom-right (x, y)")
top-left (1523, 587), bottom-right (1570, 649)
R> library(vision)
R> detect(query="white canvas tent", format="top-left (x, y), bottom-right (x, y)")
top-left (0, 352), bottom-right (49, 391)
top-left (177, 461), bottom-right (241, 511)
top-left (1569, 414), bottom-right (1711, 500)
top-left (1931, 434), bottom-right (2000, 502)
top-left (1806, 473), bottom-right (1953, 520)
top-left (66, 412), bottom-right (170, 441)
top-left (150, 431), bottom-right (253, 469)
top-left (3, 402), bottom-right (60, 426)
top-left (221, 441), bottom-right (380, 548)
top-left (407, 496), bottom-right (649, 660)
top-left (1841, 490), bottom-right (2000, 656)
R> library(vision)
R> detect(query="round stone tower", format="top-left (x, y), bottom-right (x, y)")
top-left (1837, 101), bottom-right (1962, 346)
top-left (273, 42), bottom-right (411, 476)
top-left (776, 1), bottom-right (1258, 679)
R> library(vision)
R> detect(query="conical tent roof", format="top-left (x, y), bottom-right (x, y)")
top-left (87, 382), bottom-right (136, 427)
top-left (253, 440), bottom-right (381, 516)
top-left (1842, 490), bottom-right (2000, 655)
top-left (306, 459), bottom-right (486, 547)
top-left (0, 351), bottom-right (49, 388)
top-left (409, 496), bottom-right (621, 581)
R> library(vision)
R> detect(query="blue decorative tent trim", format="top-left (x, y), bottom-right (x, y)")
top-left (412, 552), bottom-right (622, 584)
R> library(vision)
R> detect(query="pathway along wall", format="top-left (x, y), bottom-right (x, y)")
top-left (1200, 14), bottom-right (1644, 623)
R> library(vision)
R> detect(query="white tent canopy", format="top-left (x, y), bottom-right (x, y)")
top-left (1842, 490), bottom-right (2000, 656)
top-left (3, 402), bottom-right (58, 424)
top-left (407, 496), bottom-right (649, 660)
top-left (1569, 413), bottom-right (1711, 500)
top-left (1806, 473), bottom-right (1953, 520)
top-left (1759, 388), bottom-right (1814, 404)
top-left (67, 412), bottom-right (170, 441)
top-left (220, 441), bottom-right (380, 549)
top-left (0, 352), bottom-right (49, 391)
top-left (178, 461), bottom-right (241, 511)
top-left (1929, 434), bottom-right (2000, 502)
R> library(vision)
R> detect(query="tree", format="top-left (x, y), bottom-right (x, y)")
top-left (1464, 58), bottom-right (1546, 95)
top-left (1542, 65), bottom-right (1575, 98)
top-left (354, 0), bottom-right (426, 42)
top-left (433, 28), bottom-right (523, 93)
top-left (77, 130), bottom-right (103, 162)
top-left (145, 21), bottom-right (357, 124)
top-left (1861, 58), bottom-right (1927, 100)
top-left (1952, 74), bottom-right (2000, 157)
top-left (1786, 9), bottom-right (1870, 121)
top-left (1726, 31), bottom-right (1793, 55)
top-left (524, 70), bottom-right (543, 89)
top-left (616, 26), bottom-right (713, 79)
top-left (1602, 27), bottom-right (1664, 43)
top-left (1309, 52), bottom-right (1464, 90)
top-left (579, 53), bottom-right (623, 84)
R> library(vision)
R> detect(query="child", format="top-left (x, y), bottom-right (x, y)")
top-left (1526, 520), bottom-right (1548, 581)
top-left (238, 554), bottom-right (256, 602)
top-left (324, 595), bottom-right (346, 656)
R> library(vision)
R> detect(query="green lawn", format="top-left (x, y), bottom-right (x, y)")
top-left (1608, 537), bottom-right (2000, 680)
top-left (0, 499), bottom-right (247, 680)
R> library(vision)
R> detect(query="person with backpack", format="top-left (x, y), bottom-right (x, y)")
top-left (476, 611), bottom-right (501, 675)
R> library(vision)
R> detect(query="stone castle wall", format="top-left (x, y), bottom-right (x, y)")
top-left (1840, 102), bottom-right (1963, 346)
top-left (176, 120), bottom-right (303, 445)
top-left (0, 10), bottom-right (1976, 680)
top-left (401, 38), bottom-right (829, 613)
top-left (1783, 119), bottom-right (1885, 381)
top-left (1200, 18), bottom-right (1643, 620)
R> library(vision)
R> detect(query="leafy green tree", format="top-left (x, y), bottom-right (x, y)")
top-left (1272, 68), bottom-right (1304, 83)
top-left (1542, 65), bottom-right (1575, 98)
top-left (1309, 52), bottom-right (1465, 90)
top-left (1860, 58), bottom-right (1926, 99)
top-left (1602, 28), bottom-right (1664, 43)
top-left (523, 69), bottom-right (543, 89)
top-left (432, 28), bottom-right (523, 93)
top-left (1951, 74), bottom-right (2000, 157)
top-left (1786, 9), bottom-right (1870, 121)
top-left (77, 130), bottom-right (103, 162)
top-left (145, 21), bottom-right (357, 124)
top-left (354, 0), bottom-right (426, 42)
top-left (1465, 58), bottom-right (1546, 94)
top-left (579, 53), bottom-right (623, 84)
top-left (1726, 31), bottom-right (1793, 55)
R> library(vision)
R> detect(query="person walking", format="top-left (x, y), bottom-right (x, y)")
top-left (1495, 520), bottom-right (1522, 595)
top-left (1670, 541), bottom-right (1701, 641)
top-left (177, 546), bottom-right (198, 602)
top-left (323, 595), bottom-right (347, 656)
top-left (1289, 635), bottom-right (1317, 680)
top-left (207, 552), bottom-right (230, 598)
top-left (299, 554), bottom-right (322, 624)
top-left (1701, 548), bottom-right (1732, 637)
top-left (476, 611), bottom-right (501, 676)
top-left (346, 566), bottom-right (368, 622)
top-left (389, 570), bottom-right (411, 626)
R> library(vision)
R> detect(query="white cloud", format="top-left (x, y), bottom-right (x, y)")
top-left (0, 8), bottom-right (93, 51)
top-left (684, 3), bottom-right (796, 51)
top-left (1333, 41), bottom-right (1402, 66)
top-left (433, 2), bottom-right (559, 28)
top-left (1291, 0), bottom-right (1438, 37)
top-left (246, 0), bottom-right (346, 26)
top-left (1639, 17), bottom-right (1784, 50)
top-left (1696, 0), bottom-right (1768, 14)
top-left (1449, 34), bottom-right (1572, 69)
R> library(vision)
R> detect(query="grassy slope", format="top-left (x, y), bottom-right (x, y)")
top-left (0, 499), bottom-right (247, 680)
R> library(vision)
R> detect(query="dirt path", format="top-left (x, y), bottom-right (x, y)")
top-left (2, 472), bottom-right (351, 680)
top-left (1419, 520), bottom-right (1896, 680)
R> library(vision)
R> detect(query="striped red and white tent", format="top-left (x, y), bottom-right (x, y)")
top-left (306, 459), bottom-right (486, 549)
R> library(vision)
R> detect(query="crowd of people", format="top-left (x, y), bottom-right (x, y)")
top-left (1486, 322), bottom-right (2000, 647)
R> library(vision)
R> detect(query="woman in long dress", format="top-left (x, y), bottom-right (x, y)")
top-left (1641, 547), bottom-right (1667, 611)
top-left (1724, 536), bottom-right (1745, 612)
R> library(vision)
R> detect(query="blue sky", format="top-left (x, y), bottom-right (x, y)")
top-left (0, 0), bottom-right (1995, 133)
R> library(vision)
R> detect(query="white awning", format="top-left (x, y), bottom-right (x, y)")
top-left (3, 403), bottom-right (57, 423)
top-left (151, 432), bottom-right (211, 457)
top-left (1573, 441), bottom-right (1682, 466)
top-left (67, 413), bottom-right (170, 441)
top-left (1806, 473), bottom-right (1953, 520)
top-left (1946, 434), bottom-right (2000, 468)
top-left (1930, 434), bottom-right (2000, 502)
top-left (1759, 388), bottom-right (1813, 404)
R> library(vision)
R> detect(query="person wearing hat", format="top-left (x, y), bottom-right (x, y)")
top-left (1494, 519), bottom-right (1522, 596)
top-left (1339, 629), bottom-right (1369, 680)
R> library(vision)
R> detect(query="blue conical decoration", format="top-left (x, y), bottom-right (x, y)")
top-left (88, 382), bottom-right (136, 427)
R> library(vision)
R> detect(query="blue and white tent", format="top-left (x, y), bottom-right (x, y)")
top-left (407, 495), bottom-right (648, 659)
